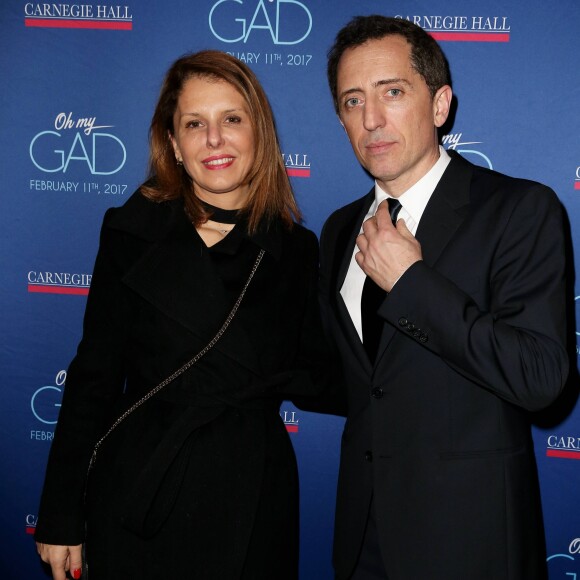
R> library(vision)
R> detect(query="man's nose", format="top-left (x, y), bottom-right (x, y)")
top-left (363, 97), bottom-right (386, 132)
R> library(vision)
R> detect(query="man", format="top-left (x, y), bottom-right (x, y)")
top-left (319, 15), bottom-right (569, 579)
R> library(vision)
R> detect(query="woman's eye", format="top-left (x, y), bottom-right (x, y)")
top-left (226, 115), bottom-right (242, 124)
top-left (186, 120), bottom-right (202, 128)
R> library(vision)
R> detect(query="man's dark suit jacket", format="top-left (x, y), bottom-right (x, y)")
top-left (319, 151), bottom-right (569, 579)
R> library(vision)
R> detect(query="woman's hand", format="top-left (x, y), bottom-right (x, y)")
top-left (36, 542), bottom-right (83, 580)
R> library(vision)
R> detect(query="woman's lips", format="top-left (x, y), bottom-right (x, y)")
top-left (202, 155), bottom-right (235, 169)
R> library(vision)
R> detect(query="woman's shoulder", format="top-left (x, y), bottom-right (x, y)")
top-left (275, 220), bottom-right (318, 258)
top-left (285, 220), bottom-right (318, 245)
top-left (274, 221), bottom-right (320, 270)
top-left (103, 184), bottom-right (183, 241)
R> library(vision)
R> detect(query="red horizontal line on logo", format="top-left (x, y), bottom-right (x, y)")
top-left (286, 168), bottom-right (310, 178)
top-left (285, 425), bottom-right (299, 433)
top-left (546, 449), bottom-right (580, 460)
top-left (25, 18), bottom-right (132, 30)
top-left (28, 284), bottom-right (89, 295)
top-left (574, 181), bottom-right (580, 190)
top-left (430, 32), bottom-right (509, 42)
top-left (25, 527), bottom-right (36, 535)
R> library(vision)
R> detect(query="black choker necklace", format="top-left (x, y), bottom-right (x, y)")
top-left (200, 200), bottom-right (240, 224)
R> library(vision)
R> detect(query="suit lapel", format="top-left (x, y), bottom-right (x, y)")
top-left (333, 191), bottom-right (374, 296)
top-left (331, 189), bottom-right (375, 372)
top-left (415, 152), bottom-right (472, 265)
top-left (118, 200), bottom-right (262, 374)
top-left (374, 153), bottom-right (472, 367)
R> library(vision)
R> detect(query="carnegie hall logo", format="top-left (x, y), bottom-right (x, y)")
top-left (24, 3), bottom-right (133, 30)
top-left (28, 270), bottom-right (91, 295)
top-left (282, 152), bottom-right (311, 178)
top-left (280, 409), bottom-right (299, 433)
top-left (441, 133), bottom-right (493, 170)
top-left (25, 514), bottom-right (38, 535)
top-left (546, 434), bottom-right (580, 460)
top-left (396, 14), bottom-right (510, 42)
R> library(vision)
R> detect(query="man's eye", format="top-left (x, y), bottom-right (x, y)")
top-left (345, 97), bottom-right (361, 108)
top-left (387, 89), bottom-right (402, 97)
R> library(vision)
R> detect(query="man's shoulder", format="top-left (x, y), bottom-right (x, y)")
top-left (450, 151), bottom-right (559, 207)
top-left (323, 190), bottom-right (372, 231)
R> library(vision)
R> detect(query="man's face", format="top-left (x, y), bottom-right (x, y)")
top-left (336, 35), bottom-right (451, 196)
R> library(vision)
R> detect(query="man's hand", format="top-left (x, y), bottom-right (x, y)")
top-left (37, 542), bottom-right (83, 580)
top-left (355, 199), bottom-right (422, 292)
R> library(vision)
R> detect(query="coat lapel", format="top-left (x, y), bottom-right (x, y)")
top-left (111, 197), bottom-right (262, 374)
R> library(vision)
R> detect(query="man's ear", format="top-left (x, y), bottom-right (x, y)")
top-left (433, 85), bottom-right (452, 128)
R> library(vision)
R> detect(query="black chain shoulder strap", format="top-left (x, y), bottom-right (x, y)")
top-left (87, 248), bottom-right (265, 472)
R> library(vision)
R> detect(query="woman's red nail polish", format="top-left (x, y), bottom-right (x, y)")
top-left (72, 569), bottom-right (82, 579)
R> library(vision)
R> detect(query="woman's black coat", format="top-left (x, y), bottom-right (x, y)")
top-left (35, 190), bottom-right (330, 579)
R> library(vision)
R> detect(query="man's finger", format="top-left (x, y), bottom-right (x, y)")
top-left (361, 215), bottom-right (378, 236)
top-left (395, 218), bottom-right (409, 233)
top-left (355, 233), bottom-right (368, 253)
top-left (375, 200), bottom-right (396, 229)
top-left (395, 219), bottom-right (418, 243)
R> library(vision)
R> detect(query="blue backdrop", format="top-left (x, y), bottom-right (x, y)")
top-left (1, 1), bottom-right (579, 578)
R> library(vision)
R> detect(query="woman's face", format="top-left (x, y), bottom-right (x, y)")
top-left (170, 76), bottom-right (256, 209)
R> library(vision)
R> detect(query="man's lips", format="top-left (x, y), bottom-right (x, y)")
top-left (364, 141), bottom-right (395, 155)
top-left (202, 155), bottom-right (235, 169)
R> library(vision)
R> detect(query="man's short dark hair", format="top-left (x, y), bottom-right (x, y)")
top-left (327, 15), bottom-right (452, 113)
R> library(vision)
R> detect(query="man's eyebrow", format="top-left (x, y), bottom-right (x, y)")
top-left (338, 78), bottom-right (413, 102)
top-left (338, 87), bottom-right (362, 102)
top-left (373, 77), bottom-right (411, 89)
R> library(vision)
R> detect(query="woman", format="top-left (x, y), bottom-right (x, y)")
top-left (35, 50), bottom-right (331, 579)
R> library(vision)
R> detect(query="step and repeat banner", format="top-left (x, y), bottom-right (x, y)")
top-left (1, 0), bottom-right (579, 577)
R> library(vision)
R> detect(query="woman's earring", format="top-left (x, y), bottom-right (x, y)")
top-left (176, 158), bottom-right (183, 166)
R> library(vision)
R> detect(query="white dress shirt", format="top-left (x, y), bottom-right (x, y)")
top-left (340, 146), bottom-right (451, 340)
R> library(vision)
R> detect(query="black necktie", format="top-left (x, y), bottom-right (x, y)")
top-left (360, 198), bottom-right (402, 363)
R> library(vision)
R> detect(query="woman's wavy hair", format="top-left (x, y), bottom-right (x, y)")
top-left (141, 50), bottom-right (300, 232)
